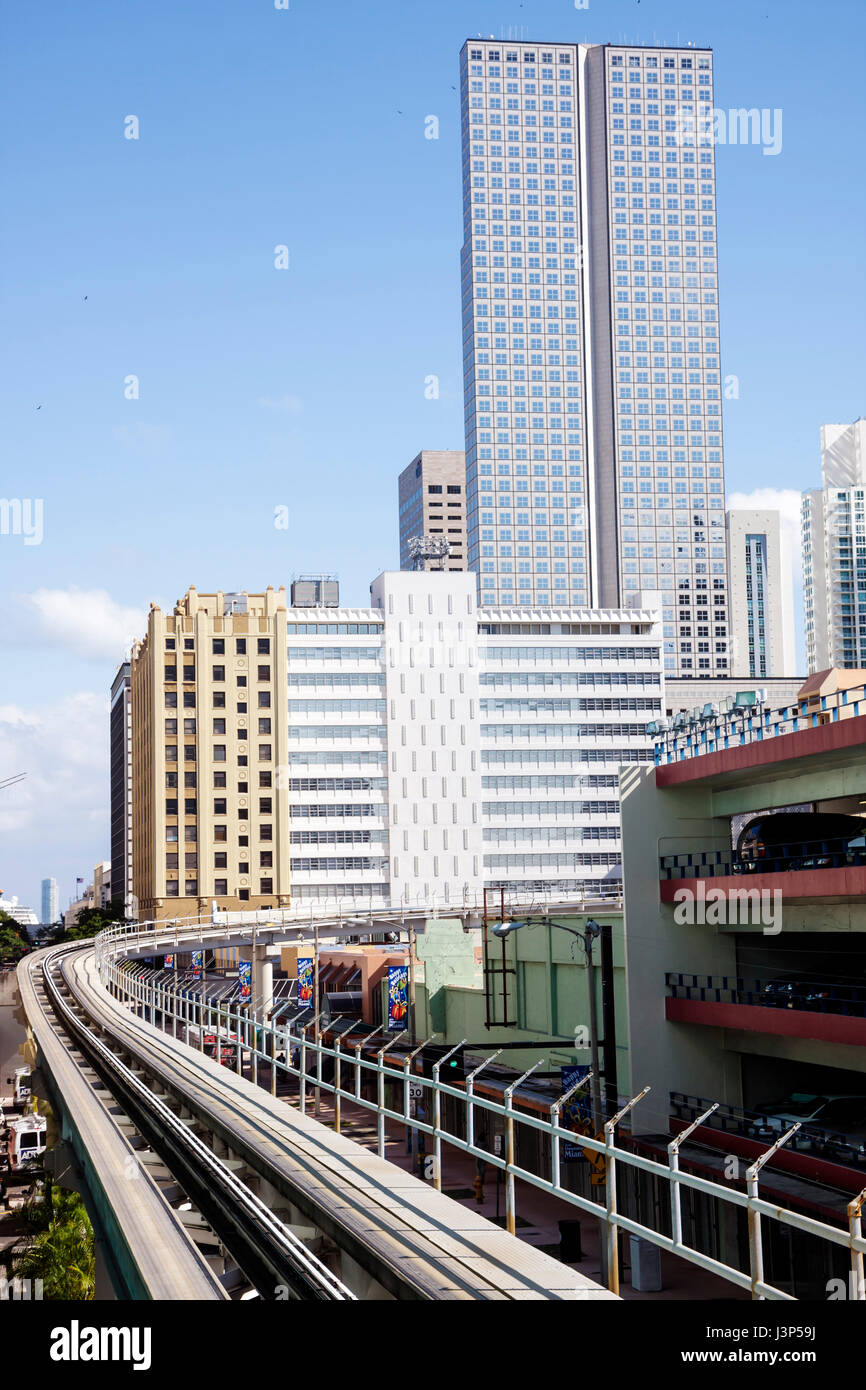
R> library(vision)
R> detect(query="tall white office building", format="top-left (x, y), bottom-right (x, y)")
top-left (41, 877), bottom-right (59, 925)
top-left (283, 571), bottom-right (662, 910)
top-left (726, 510), bottom-right (795, 678)
top-left (802, 420), bottom-right (866, 673)
top-left (460, 39), bottom-right (729, 678)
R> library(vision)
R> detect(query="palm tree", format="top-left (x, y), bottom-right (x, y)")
top-left (14, 1179), bottom-right (95, 1299)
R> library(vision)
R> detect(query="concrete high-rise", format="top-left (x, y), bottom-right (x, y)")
top-left (130, 587), bottom-right (291, 922)
top-left (460, 40), bottom-right (729, 678)
top-left (398, 451), bottom-right (467, 572)
top-left (726, 510), bottom-right (795, 678)
top-left (802, 419), bottom-right (866, 673)
top-left (40, 877), bottom-right (58, 925)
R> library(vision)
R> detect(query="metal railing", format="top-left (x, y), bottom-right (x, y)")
top-left (667, 971), bottom-right (866, 1019)
top-left (660, 835), bottom-right (866, 880)
top-left (95, 939), bottom-right (866, 1301)
top-left (654, 682), bottom-right (866, 766)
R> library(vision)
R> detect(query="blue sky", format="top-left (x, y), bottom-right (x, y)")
top-left (1, 0), bottom-right (864, 912)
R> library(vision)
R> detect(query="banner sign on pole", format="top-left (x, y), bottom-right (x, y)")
top-left (192, 950), bottom-right (203, 980)
top-left (297, 957), bottom-right (314, 1008)
top-left (238, 959), bottom-right (252, 1005)
top-left (163, 954), bottom-right (174, 970)
top-left (560, 1064), bottom-right (592, 1161)
top-left (387, 964), bottom-right (409, 1031)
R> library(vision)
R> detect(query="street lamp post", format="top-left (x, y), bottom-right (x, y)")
top-left (491, 914), bottom-right (613, 1282)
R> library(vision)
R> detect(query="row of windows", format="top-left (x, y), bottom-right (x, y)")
top-left (287, 777), bottom-right (388, 792)
top-left (291, 884), bottom-right (390, 901)
top-left (482, 774), bottom-right (619, 790)
top-left (479, 672), bottom-right (660, 689)
top-left (482, 800), bottom-right (619, 817)
top-left (290, 858), bottom-right (389, 872)
top-left (286, 624), bottom-right (383, 635)
top-left (287, 700), bottom-right (386, 714)
top-left (286, 673), bottom-right (385, 689)
top-left (483, 853), bottom-right (621, 868)
top-left (290, 804), bottom-right (386, 818)
top-left (165, 880), bottom-right (277, 898)
top-left (165, 638), bottom-right (271, 655)
top-left (482, 748), bottom-right (652, 765)
top-left (483, 646), bottom-right (660, 661)
top-left (287, 648), bottom-right (383, 662)
top-left (167, 851), bottom-right (274, 870)
top-left (484, 826), bottom-right (620, 842)
top-left (288, 726), bottom-right (386, 741)
top-left (287, 752), bottom-right (387, 768)
top-left (481, 697), bottom-right (660, 714)
top-left (289, 830), bottom-right (388, 846)
top-left (481, 722), bottom-right (650, 740)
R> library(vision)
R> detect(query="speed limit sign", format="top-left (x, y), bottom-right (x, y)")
top-left (409, 1085), bottom-right (423, 1099)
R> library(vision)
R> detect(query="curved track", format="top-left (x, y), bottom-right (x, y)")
top-left (17, 943), bottom-right (229, 1300)
top-left (55, 943), bottom-right (615, 1301)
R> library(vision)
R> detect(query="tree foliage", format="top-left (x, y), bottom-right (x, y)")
top-left (0, 910), bottom-right (30, 962)
top-left (14, 1179), bottom-right (95, 1300)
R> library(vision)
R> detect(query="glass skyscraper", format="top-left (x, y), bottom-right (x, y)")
top-left (460, 40), bottom-right (730, 677)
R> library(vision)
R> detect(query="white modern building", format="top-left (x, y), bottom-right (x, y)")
top-left (460, 40), bottom-right (729, 679)
top-left (40, 876), bottom-right (58, 925)
top-left (0, 896), bottom-right (39, 932)
top-left (802, 419), bottom-right (866, 673)
top-left (284, 571), bottom-right (662, 910)
top-left (726, 509), bottom-right (795, 678)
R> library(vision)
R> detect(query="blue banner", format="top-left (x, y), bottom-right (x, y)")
top-left (163, 954), bottom-right (174, 970)
top-left (192, 950), bottom-right (203, 980)
top-left (297, 957), bottom-right (314, 1009)
top-left (238, 959), bottom-right (252, 1005)
top-left (560, 1064), bottom-right (592, 1161)
top-left (387, 964), bottom-right (409, 1031)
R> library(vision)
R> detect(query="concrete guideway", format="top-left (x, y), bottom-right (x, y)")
top-left (16, 946), bottom-right (231, 1302)
top-left (69, 946), bottom-right (617, 1301)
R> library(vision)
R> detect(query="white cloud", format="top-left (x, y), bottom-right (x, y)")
top-left (0, 692), bottom-right (109, 909)
top-left (727, 487), bottom-right (803, 583)
top-left (9, 588), bottom-right (146, 662)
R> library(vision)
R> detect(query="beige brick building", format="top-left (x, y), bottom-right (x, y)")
top-left (131, 586), bottom-right (290, 922)
top-left (398, 450), bottom-right (466, 571)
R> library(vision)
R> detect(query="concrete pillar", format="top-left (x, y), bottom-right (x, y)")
top-left (255, 949), bottom-right (274, 1019)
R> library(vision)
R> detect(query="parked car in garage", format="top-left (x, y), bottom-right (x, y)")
top-left (753, 1092), bottom-right (866, 1144)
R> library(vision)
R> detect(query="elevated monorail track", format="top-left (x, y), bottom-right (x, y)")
top-left (23, 942), bottom-right (613, 1301)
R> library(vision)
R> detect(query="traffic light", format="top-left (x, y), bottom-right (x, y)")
top-left (420, 1043), bottom-right (466, 1082)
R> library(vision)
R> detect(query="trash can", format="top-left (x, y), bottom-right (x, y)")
top-left (629, 1234), bottom-right (662, 1292)
top-left (559, 1219), bottom-right (584, 1263)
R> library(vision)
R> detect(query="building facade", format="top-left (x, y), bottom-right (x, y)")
top-left (726, 509), bottom-right (795, 678)
top-left (110, 662), bottom-right (133, 912)
top-left (802, 419), bottom-right (866, 673)
top-left (40, 877), bottom-right (58, 926)
top-left (284, 571), bottom-right (662, 910)
top-left (460, 40), bottom-right (729, 679)
top-left (130, 587), bottom-right (291, 922)
top-left (621, 683), bottom-right (866, 1261)
top-left (398, 451), bottom-right (467, 571)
